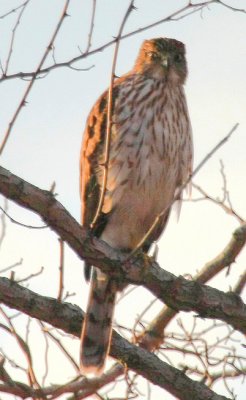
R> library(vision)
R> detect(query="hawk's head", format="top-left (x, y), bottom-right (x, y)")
top-left (134, 37), bottom-right (187, 84)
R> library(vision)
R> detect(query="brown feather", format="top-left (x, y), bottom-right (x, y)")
top-left (80, 268), bottom-right (116, 373)
top-left (80, 37), bottom-right (193, 373)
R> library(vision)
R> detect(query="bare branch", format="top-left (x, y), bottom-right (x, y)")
top-left (39, 321), bottom-right (79, 374)
top-left (2, 1), bottom-right (245, 83)
top-left (16, 266), bottom-right (44, 283)
top-left (91, 0), bottom-right (135, 227)
top-left (216, 0), bottom-right (246, 13)
top-left (0, 198), bottom-right (8, 249)
top-left (0, 1), bottom-right (28, 20)
top-left (0, 359), bottom-right (120, 399)
top-left (0, 1), bottom-right (245, 397)
top-left (0, 277), bottom-right (231, 400)
top-left (0, 258), bottom-right (23, 274)
top-left (195, 224), bottom-right (246, 284)
top-left (0, 205), bottom-right (47, 229)
top-left (84, 0), bottom-right (97, 54)
top-left (233, 270), bottom-right (246, 295)
top-left (3, 1), bottom-right (30, 75)
top-left (57, 238), bottom-right (64, 302)
top-left (0, 165), bottom-right (245, 334)
top-left (0, 0), bottom-right (70, 155)
top-left (0, 308), bottom-right (40, 390)
top-left (137, 220), bottom-right (246, 349)
top-left (192, 182), bottom-right (245, 223)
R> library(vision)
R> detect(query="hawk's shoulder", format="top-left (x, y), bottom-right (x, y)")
top-left (80, 74), bottom-right (133, 233)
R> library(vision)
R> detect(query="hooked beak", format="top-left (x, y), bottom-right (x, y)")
top-left (161, 55), bottom-right (169, 69)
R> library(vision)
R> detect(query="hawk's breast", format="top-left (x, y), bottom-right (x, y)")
top-left (100, 75), bottom-right (192, 249)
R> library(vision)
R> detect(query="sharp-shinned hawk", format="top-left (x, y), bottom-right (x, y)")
top-left (80, 37), bottom-right (193, 373)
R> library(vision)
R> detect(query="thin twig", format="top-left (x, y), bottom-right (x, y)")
top-left (0, 258), bottom-right (23, 274)
top-left (39, 322), bottom-right (80, 374)
top-left (40, 322), bottom-right (49, 387)
top-left (191, 182), bottom-right (244, 223)
top-left (84, 0), bottom-right (97, 54)
top-left (216, 0), bottom-right (246, 13)
top-left (132, 298), bottom-right (157, 342)
top-left (195, 222), bottom-right (246, 283)
top-left (2, 1), bottom-right (243, 83)
top-left (0, 308), bottom-right (41, 391)
top-left (16, 266), bottom-right (44, 283)
top-left (0, 0), bottom-right (70, 155)
top-left (233, 270), bottom-right (246, 295)
top-left (135, 220), bottom-right (246, 351)
top-left (57, 238), bottom-right (64, 302)
top-left (0, 277), bottom-right (240, 400)
top-left (91, 0), bottom-right (135, 227)
top-left (0, 1), bottom-right (28, 20)
top-left (0, 206), bottom-right (47, 229)
top-left (3, 1), bottom-right (30, 75)
top-left (0, 198), bottom-right (8, 249)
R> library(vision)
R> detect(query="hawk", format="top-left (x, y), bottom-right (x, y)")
top-left (80, 37), bottom-right (193, 373)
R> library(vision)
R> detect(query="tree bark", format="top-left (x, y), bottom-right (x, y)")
top-left (0, 277), bottom-right (230, 400)
top-left (0, 165), bottom-right (245, 334)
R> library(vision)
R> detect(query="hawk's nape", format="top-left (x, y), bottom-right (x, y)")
top-left (80, 37), bottom-right (193, 373)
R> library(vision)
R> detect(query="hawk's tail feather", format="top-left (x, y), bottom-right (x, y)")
top-left (80, 268), bottom-right (116, 374)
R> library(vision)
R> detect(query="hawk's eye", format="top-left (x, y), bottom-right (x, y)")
top-left (146, 51), bottom-right (159, 60)
top-left (173, 53), bottom-right (183, 63)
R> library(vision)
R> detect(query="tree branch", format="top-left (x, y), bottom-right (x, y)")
top-left (0, 277), bottom-right (230, 400)
top-left (0, 0), bottom-right (70, 155)
top-left (136, 221), bottom-right (246, 349)
top-left (0, 165), bottom-right (246, 335)
top-left (1, 1), bottom-right (245, 83)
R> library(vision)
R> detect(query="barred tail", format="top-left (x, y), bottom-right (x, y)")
top-left (80, 267), bottom-right (116, 374)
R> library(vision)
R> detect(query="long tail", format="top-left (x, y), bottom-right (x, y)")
top-left (80, 267), bottom-right (116, 374)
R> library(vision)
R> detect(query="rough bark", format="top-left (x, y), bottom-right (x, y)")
top-left (0, 165), bottom-right (245, 334)
top-left (0, 277), bottom-right (229, 400)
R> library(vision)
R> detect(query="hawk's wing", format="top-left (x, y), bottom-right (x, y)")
top-left (80, 85), bottom-right (121, 279)
top-left (80, 91), bottom-right (107, 280)
top-left (80, 92), bottom-right (107, 229)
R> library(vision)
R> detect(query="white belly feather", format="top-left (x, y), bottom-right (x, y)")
top-left (100, 76), bottom-right (192, 249)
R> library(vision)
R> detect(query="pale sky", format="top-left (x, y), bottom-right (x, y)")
top-left (0, 1), bottom-right (246, 399)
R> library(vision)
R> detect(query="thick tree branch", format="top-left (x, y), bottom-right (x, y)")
top-left (0, 165), bottom-right (246, 335)
top-left (137, 221), bottom-right (246, 349)
top-left (0, 277), bottom-right (229, 400)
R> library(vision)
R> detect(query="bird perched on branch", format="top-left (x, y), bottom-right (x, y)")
top-left (80, 37), bottom-right (193, 373)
